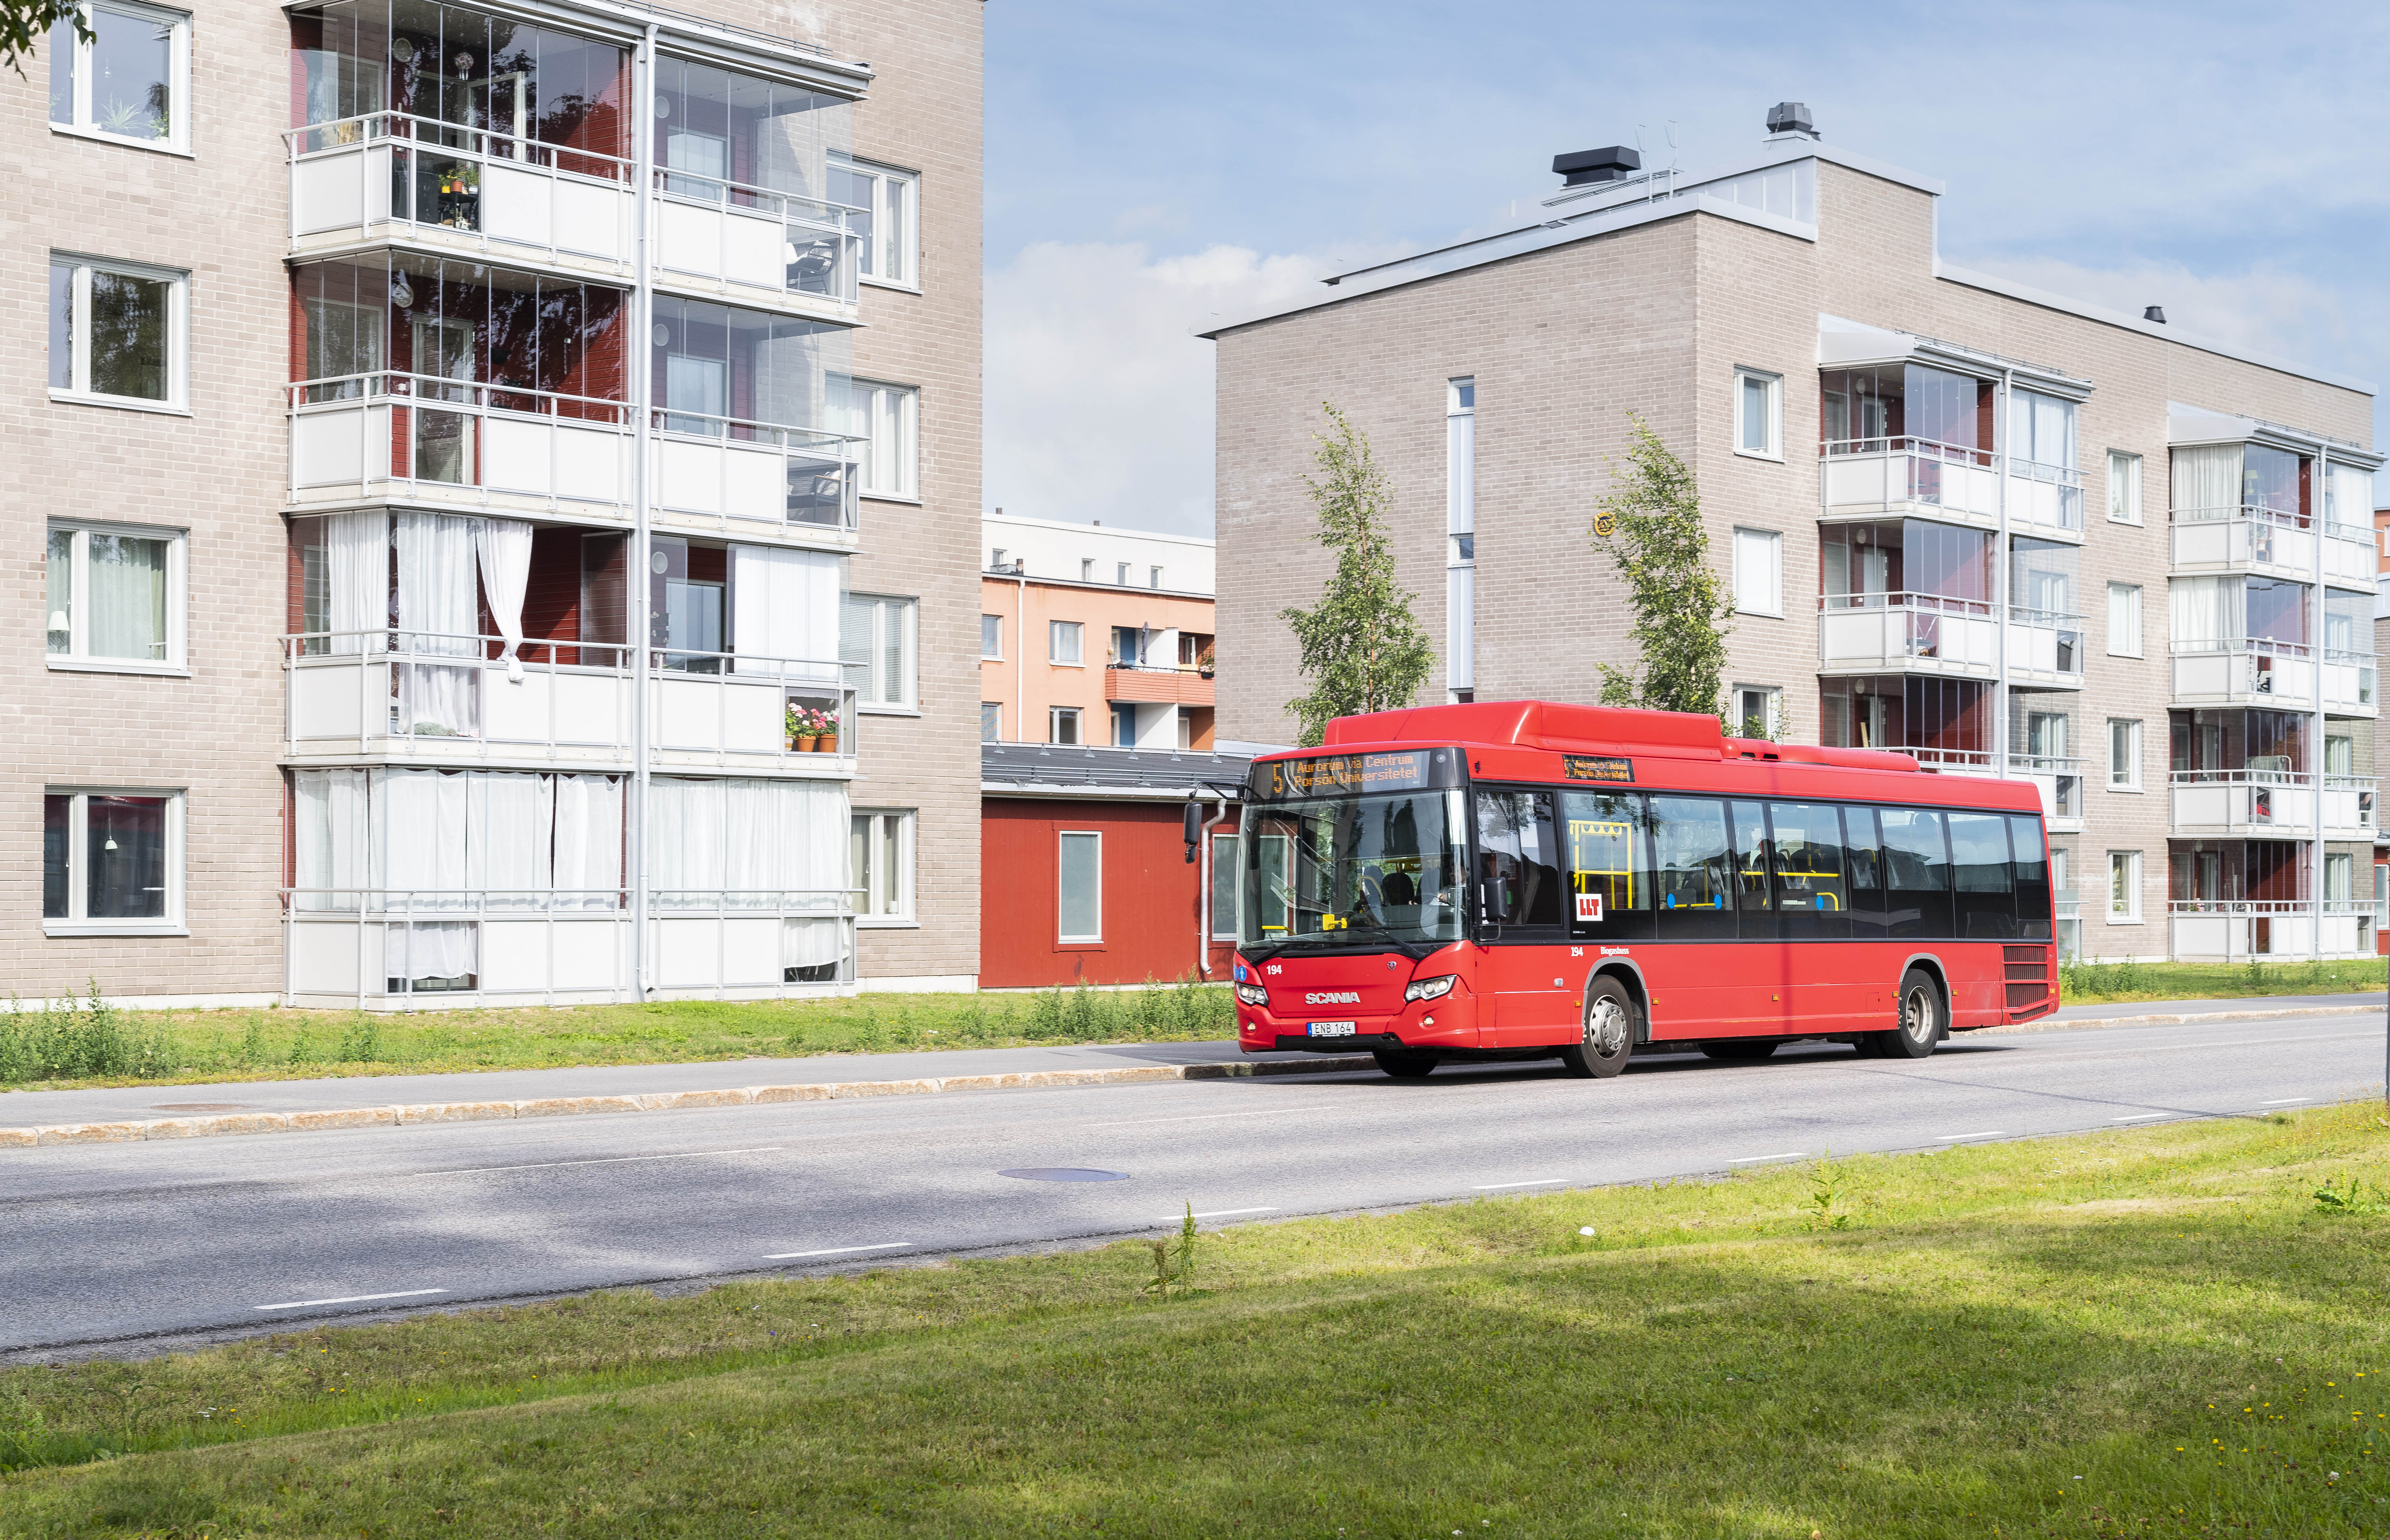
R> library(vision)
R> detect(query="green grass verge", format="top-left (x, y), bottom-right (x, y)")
top-left (2058, 956), bottom-right (2386, 1007)
top-left (3, 1103), bottom-right (2387, 1536)
top-left (0, 982), bottom-right (1232, 1093)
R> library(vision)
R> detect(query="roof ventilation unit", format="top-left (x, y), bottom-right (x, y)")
top-left (1765, 101), bottom-right (1819, 140)
top-left (2144, 306), bottom-right (2167, 323)
top-left (1551, 146), bottom-right (1641, 187)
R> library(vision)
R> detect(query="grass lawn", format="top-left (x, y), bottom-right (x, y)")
top-left (2058, 956), bottom-right (2385, 1007)
top-left (3, 1102), bottom-right (2387, 1536)
top-left (0, 982), bottom-right (1231, 1094)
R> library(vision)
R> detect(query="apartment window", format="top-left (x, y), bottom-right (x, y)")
top-left (1058, 831), bottom-right (1102, 942)
top-left (840, 379), bottom-right (918, 500)
top-left (48, 0), bottom-right (189, 151)
top-left (831, 155), bottom-right (919, 288)
top-left (2106, 582), bottom-right (2142, 657)
top-left (1050, 706), bottom-right (1081, 744)
top-left (2326, 851), bottom-right (2353, 904)
top-left (1732, 527), bottom-right (1782, 617)
top-left (2108, 719), bottom-right (2142, 791)
top-left (1734, 367), bottom-right (1782, 459)
top-left (1176, 709), bottom-right (1193, 750)
top-left (1080, 559), bottom-right (1095, 582)
top-left (980, 702), bottom-right (1001, 742)
top-left (850, 809), bottom-right (914, 924)
top-left (989, 547), bottom-right (1006, 570)
top-left (1731, 685), bottom-right (1780, 740)
top-left (47, 254), bottom-right (186, 407)
top-left (1049, 620), bottom-right (1083, 665)
top-left (42, 789), bottom-right (182, 932)
top-left (2050, 848), bottom-right (2069, 895)
top-left (840, 595), bottom-right (916, 709)
top-left (980, 614), bottom-right (1002, 659)
top-left (2327, 735), bottom-right (2355, 777)
top-left (2107, 450), bottom-right (2143, 525)
top-left (2108, 850), bottom-right (2141, 923)
top-left (1448, 376), bottom-right (1476, 698)
top-left (1116, 562), bottom-right (1130, 585)
top-left (45, 521), bottom-right (184, 671)
top-left (1110, 703), bottom-right (1137, 747)
top-left (1150, 566), bottom-right (1163, 590)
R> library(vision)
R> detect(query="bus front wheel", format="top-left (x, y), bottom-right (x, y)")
top-left (1373, 1049), bottom-right (1439, 1079)
top-left (1560, 977), bottom-right (1636, 1079)
top-left (1870, 970), bottom-right (1944, 1060)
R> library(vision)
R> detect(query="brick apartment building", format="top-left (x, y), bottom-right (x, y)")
top-left (1204, 105), bottom-right (2383, 964)
top-left (10, 0), bottom-right (982, 1005)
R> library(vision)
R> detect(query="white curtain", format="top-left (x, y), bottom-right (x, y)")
top-left (2168, 575), bottom-right (2241, 647)
top-left (326, 509), bottom-right (387, 655)
top-left (293, 768), bottom-right (369, 912)
top-left (394, 511), bottom-right (481, 734)
top-left (386, 921), bottom-right (477, 984)
top-left (88, 535), bottom-right (166, 661)
top-left (646, 777), bottom-right (725, 905)
top-left (466, 771), bottom-right (551, 912)
top-left (2171, 445), bottom-right (2241, 518)
top-left (552, 774), bottom-right (623, 910)
top-left (474, 517), bottom-right (534, 680)
top-left (372, 768), bottom-right (469, 912)
top-left (723, 777), bottom-right (779, 909)
top-left (2328, 463), bottom-right (2376, 531)
top-left (780, 779), bottom-right (851, 969)
top-left (729, 543), bottom-right (841, 683)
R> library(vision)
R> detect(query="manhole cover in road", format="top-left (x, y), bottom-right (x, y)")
top-left (999, 1167), bottom-right (1129, 1183)
top-left (150, 1103), bottom-right (251, 1113)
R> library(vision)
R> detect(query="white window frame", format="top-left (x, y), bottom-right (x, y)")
top-left (1049, 620), bottom-right (1084, 666)
top-left (980, 613), bottom-right (1003, 660)
top-left (1733, 366), bottom-right (1782, 461)
top-left (844, 377), bottom-right (918, 501)
top-left (1208, 829), bottom-right (1240, 940)
top-left (43, 786), bottom-right (186, 935)
top-left (2106, 582), bottom-right (2142, 658)
top-left (2107, 450), bottom-right (2143, 525)
top-left (2107, 849), bottom-right (2142, 924)
top-left (843, 593), bottom-right (917, 712)
top-left (2325, 850), bottom-right (2353, 903)
top-left (49, 0), bottom-right (192, 155)
top-left (2107, 718), bottom-right (2142, 792)
top-left (834, 153), bottom-right (920, 290)
top-left (1732, 526), bottom-right (1783, 617)
top-left (45, 519), bottom-right (187, 674)
top-left (1731, 684), bottom-right (1781, 739)
top-left (1049, 706), bottom-right (1081, 744)
top-left (48, 252), bottom-right (190, 412)
top-left (851, 808), bottom-right (915, 927)
top-left (1057, 829), bottom-right (1103, 943)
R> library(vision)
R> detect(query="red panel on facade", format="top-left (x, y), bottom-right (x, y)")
top-left (981, 799), bottom-right (1236, 989)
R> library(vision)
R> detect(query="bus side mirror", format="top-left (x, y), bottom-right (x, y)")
top-left (1183, 801), bottom-right (1201, 863)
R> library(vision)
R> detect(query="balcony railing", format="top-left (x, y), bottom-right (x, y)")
top-left (2007, 456), bottom-right (2085, 533)
top-left (286, 110), bottom-right (636, 267)
top-left (2169, 504), bottom-right (2317, 577)
top-left (1820, 436), bottom-right (2000, 519)
top-left (1103, 662), bottom-right (1216, 705)
top-left (2167, 900), bottom-right (2374, 962)
top-left (2008, 754), bottom-right (2084, 823)
top-left (283, 887), bottom-right (856, 1003)
top-left (651, 408), bottom-right (862, 536)
top-left (288, 371), bottom-right (632, 510)
top-left (284, 630), bottom-right (856, 771)
top-left (1818, 591), bottom-right (1997, 674)
top-left (652, 167), bottom-right (861, 308)
top-left (2169, 637), bottom-right (2316, 706)
top-left (2005, 605), bottom-right (2084, 684)
top-left (2322, 649), bottom-right (2380, 714)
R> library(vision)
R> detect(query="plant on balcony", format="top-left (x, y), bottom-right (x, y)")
top-left (1197, 645), bottom-right (1216, 679)
top-left (1280, 404), bottom-right (1436, 746)
top-left (810, 706), bottom-right (839, 752)
top-left (1591, 413), bottom-right (1732, 721)
top-left (786, 702), bottom-right (816, 752)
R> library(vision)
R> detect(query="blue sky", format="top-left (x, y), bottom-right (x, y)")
top-left (981, 0), bottom-right (2390, 536)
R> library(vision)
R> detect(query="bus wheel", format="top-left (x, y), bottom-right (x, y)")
top-left (1560, 977), bottom-right (1636, 1079)
top-left (1702, 1039), bottom-right (1779, 1062)
top-left (1373, 1049), bottom-right (1439, 1079)
top-left (1871, 970), bottom-right (1944, 1060)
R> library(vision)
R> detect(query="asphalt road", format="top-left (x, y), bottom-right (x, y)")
top-left (5, 1011), bottom-right (2382, 1359)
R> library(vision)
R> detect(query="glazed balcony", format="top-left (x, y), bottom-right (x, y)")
top-left (650, 409), bottom-right (861, 544)
top-left (1821, 438), bottom-right (2001, 528)
top-left (1817, 593), bottom-right (1996, 680)
top-left (1102, 663), bottom-right (1216, 706)
top-left (2168, 505), bottom-right (2317, 583)
top-left (2169, 639), bottom-right (2315, 709)
top-left (2004, 606), bottom-right (2085, 689)
top-left (2167, 901), bottom-right (2375, 962)
top-left (2321, 650), bottom-right (2380, 718)
top-left (651, 167), bottom-right (861, 319)
top-left (287, 372), bottom-right (631, 516)
top-left (2167, 768), bottom-right (2313, 837)
top-left (2006, 754), bottom-right (2084, 832)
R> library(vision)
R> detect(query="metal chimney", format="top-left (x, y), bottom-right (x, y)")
top-left (2143, 306), bottom-right (2167, 324)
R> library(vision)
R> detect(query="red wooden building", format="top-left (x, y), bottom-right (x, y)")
top-left (980, 744), bottom-right (1252, 988)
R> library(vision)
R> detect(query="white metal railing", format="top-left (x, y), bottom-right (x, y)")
top-left (1818, 591), bottom-right (1997, 672)
top-left (652, 166), bottom-right (862, 306)
top-left (286, 109), bottom-right (634, 181)
top-left (1822, 434), bottom-right (1993, 466)
top-left (2169, 766), bottom-right (2309, 786)
top-left (2167, 899), bottom-right (2306, 915)
top-left (2007, 455), bottom-right (2085, 531)
top-left (1818, 438), bottom-right (2080, 529)
top-left (650, 406), bottom-right (863, 534)
top-left (2006, 605), bottom-right (2085, 678)
top-left (2322, 649), bottom-right (2380, 710)
top-left (287, 369), bottom-right (632, 508)
top-left (2009, 754), bottom-right (2084, 821)
top-left (1905, 745), bottom-right (1997, 770)
top-left (2172, 502), bottom-right (2308, 530)
top-left (283, 629), bottom-right (858, 767)
top-left (2170, 635), bottom-right (2313, 659)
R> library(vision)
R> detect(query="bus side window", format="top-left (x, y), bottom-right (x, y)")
top-left (1475, 789), bottom-right (1563, 930)
top-left (1947, 811), bottom-right (2017, 938)
top-left (2009, 814), bottom-right (2053, 940)
top-left (1844, 805), bottom-right (1887, 937)
top-left (1559, 791), bottom-right (1653, 941)
top-left (1878, 807), bottom-right (1954, 939)
top-left (1649, 796), bottom-right (1736, 941)
top-left (1730, 801), bottom-right (1771, 934)
top-left (1769, 801), bottom-right (1850, 941)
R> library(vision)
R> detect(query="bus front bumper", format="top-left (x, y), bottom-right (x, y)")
top-left (1237, 994), bottom-right (1479, 1054)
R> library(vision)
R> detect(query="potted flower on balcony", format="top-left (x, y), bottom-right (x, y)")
top-left (811, 707), bottom-right (840, 754)
top-left (1197, 645), bottom-right (1217, 680)
top-left (786, 702), bottom-right (816, 752)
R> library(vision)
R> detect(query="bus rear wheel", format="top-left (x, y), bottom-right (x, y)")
top-left (1373, 1049), bottom-right (1439, 1079)
top-left (1870, 969), bottom-right (1944, 1060)
top-left (1702, 1039), bottom-right (1779, 1062)
top-left (1559, 977), bottom-right (1636, 1079)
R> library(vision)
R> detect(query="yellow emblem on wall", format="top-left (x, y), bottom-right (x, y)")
top-left (1593, 511), bottom-right (1617, 538)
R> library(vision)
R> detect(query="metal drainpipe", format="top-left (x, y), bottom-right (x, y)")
top-left (1014, 565), bottom-right (1027, 739)
top-left (629, 22), bottom-right (658, 998)
top-left (2312, 446), bottom-right (2329, 962)
top-left (1993, 368), bottom-right (2013, 783)
top-left (1196, 793), bottom-right (1229, 977)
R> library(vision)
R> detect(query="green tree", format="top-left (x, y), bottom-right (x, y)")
top-left (1591, 414), bottom-right (1732, 719)
top-left (1280, 404), bottom-right (1438, 746)
top-left (5, 0), bottom-right (85, 78)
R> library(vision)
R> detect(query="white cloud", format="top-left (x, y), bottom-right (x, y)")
top-left (983, 240), bottom-right (1396, 537)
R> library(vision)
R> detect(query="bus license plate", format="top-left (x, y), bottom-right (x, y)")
top-left (1307, 1021), bottom-right (1358, 1037)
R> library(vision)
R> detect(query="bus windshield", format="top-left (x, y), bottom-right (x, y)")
top-left (1239, 789), bottom-right (1468, 957)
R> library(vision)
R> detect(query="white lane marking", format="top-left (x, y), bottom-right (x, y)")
top-left (413, 1147), bottom-right (784, 1177)
top-left (2261, 1098), bottom-right (2310, 1106)
top-left (763, 1242), bottom-right (912, 1261)
top-left (256, 1288), bottom-right (446, 1311)
top-left (1474, 1179), bottom-right (1569, 1191)
top-left (1938, 1132), bottom-right (2008, 1141)
top-left (1729, 1152), bottom-right (1807, 1164)
top-left (1085, 1105), bottom-right (1338, 1129)
top-left (1160, 1207), bottom-right (1279, 1221)
top-left (2110, 1113), bottom-right (2171, 1123)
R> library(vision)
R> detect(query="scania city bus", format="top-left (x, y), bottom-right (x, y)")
top-left (1230, 700), bottom-right (2056, 1078)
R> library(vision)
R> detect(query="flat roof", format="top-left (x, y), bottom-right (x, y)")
top-left (982, 743), bottom-right (1252, 800)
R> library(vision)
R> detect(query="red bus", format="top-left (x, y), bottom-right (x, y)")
top-left (1229, 700), bottom-right (2057, 1078)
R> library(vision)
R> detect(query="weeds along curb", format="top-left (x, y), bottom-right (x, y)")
top-left (0, 1056), bottom-right (1363, 1151)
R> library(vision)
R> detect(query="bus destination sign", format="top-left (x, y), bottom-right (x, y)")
top-left (1262, 750), bottom-right (1437, 800)
top-left (1562, 755), bottom-right (1634, 784)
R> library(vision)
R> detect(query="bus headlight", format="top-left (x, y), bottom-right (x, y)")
top-left (1404, 974), bottom-right (1457, 1003)
top-left (1235, 983), bottom-right (1269, 1007)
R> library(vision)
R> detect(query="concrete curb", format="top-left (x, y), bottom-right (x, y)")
top-left (1979, 1003), bottom-right (2383, 1036)
top-left (0, 1055), bottom-right (1365, 1151)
